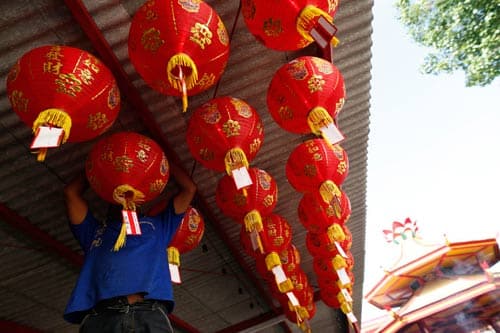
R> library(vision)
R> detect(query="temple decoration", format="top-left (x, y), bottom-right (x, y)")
top-left (86, 131), bottom-right (169, 250)
top-left (167, 207), bottom-right (205, 284)
top-left (267, 56), bottom-right (346, 145)
top-left (6, 45), bottom-right (120, 161)
top-left (186, 96), bottom-right (264, 191)
top-left (128, 0), bottom-right (230, 111)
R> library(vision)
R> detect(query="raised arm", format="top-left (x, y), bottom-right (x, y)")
top-left (64, 173), bottom-right (89, 225)
top-left (169, 162), bottom-right (197, 215)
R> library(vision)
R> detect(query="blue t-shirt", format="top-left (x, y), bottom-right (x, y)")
top-left (63, 201), bottom-right (184, 324)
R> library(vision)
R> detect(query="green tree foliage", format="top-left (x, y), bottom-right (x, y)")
top-left (395, 0), bottom-right (500, 86)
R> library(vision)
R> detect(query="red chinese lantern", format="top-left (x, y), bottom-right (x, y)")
top-left (216, 167), bottom-right (278, 234)
top-left (186, 96), bottom-right (264, 188)
top-left (128, 0), bottom-right (230, 111)
top-left (305, 226), bottom-right (352, 258)
top-left (267, 56), bottom-right (345, 143)
top-left (167, 207), bottom-right (205, 283)
top-left (86, 131), bottom-right (169, 250)
top-left (319, 282), bottom-right (353, 309)
top-left (241, 0), bottom-right (340, 51)
top-left (286, 138), bottom-right (348, 204)
top-left (298, 190), bottom-right (351, 234)
top-left (6, 45), bottom-right (120, 161)
top-left (317, 267), bottom-right (354, 291)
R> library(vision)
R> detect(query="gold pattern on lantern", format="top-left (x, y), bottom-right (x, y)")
top-left (273, 237), bottom-right (284, 246)
top-left (142, 28), bottom-right (164, 52)
top-left (308, 74), bottom-right (325, 93)
top-left (328, 0), bottom-right (339, 12)
top-left (190, 23), bottom-right (212, 49)
top-left (331, 144), bottom-right (345, 160)
top-left (9, 90), bottom-right (29, 113)
top-left (83, 56), bottom-right (100, 73)
top-left (160, 157), bottom-right (169, 176)
top-left (263, 18), bottom-right (282, 37)
top-left (145, 8), bottom-right (158, 21)
top-left (249, 138), bottom-right (262, 154)
top-left (278, 105), bottom-right (294, 120)
top-left (337, 161), bottom-right (348, 175)
top-left (78, 68), bottom-right (94, 85)
top-left (222, 119), bottom-right (240, 137)
top-left (87, 113), bottom-right (108, 131)
top-left (287, 59), bottom-right (308, 80)
top-left (232, 99), bottom-right (252, 118)
top-left (114, 155), bottom-right (134, 173)
top-left (107, 85), bottom-right (120, 109)
top-left (55, 73), bottom-right (82, 97)
top-left (201, 104), bottom-right (220, 124)
top-left (336, 98), bottom-right (345, 113)
top-left (138, 140), bottom-right (152, 153)
top-left (45, 46), bottom-right (63, 62)
top-left (199, 148), bottom-right (215, 161)
top-left (178, 0), bottom-right (201, 13)
top-left (197, 72), bottom-right (216, 90)
top-left (100, 148), bottom-right (113, 162)
top-left (312, 57), bottom-right (333, 74)
top-left (303, 164), bottom-right (317, 177)
top-left (262, 194), bottom-right (275, 207)
top-left (258, 170), bottom-right (271, 190)
top-left (192, 136), bottom-right (202, 144)
top-left (136, 149), bottom-right (149, 163)
top-left (326, 205), bottom-right (336, 217)
top-left (149, 179), bottom-right (165, 193)
top-left (217, 18), bottom-right (229, 46)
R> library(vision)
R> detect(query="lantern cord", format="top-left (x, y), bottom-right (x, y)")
top-left (36, 148), bottom-right (48, 162)
top-left (179, 67), bottom-right (188, 112)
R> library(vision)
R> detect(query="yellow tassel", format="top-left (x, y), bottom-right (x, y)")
top-left (168, 247), bottom-right (180, 266)
top-left (224, 148), bottom-right (250, 176)
top-left (340, 301), bottom-right (352, 315)
top-left (319, 181), bottom-right (342, 218)
top-left (113, 221), bottom-right (127, 251)
top-left (332, 254), bottom-right (347, 270)
top-left (331, 36), bottom-right (340, 47)
top-left (33, 108), bottom-right (72, 142)
top-left (244, 210), bottom-right (262, 233)
top-left (327, 223), bottom-right (345, 242)
top-left (278, 278), bottom-right (294, 293)
top-left (265, 252), bottom-right (281, 270)
top-left (296, 5), bottom-right (333, 42)
top-left (307, 107), bottom-right (333, 137)
top-left (167, 53), bottom-right (198, 112)
top-left (36, 148), bottom-right (48, 162)
top-left (112, 184), bottom-right (145, 210)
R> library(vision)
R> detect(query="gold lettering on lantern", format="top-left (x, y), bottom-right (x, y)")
top-left (45, 46), bottom-right (63, 62)
top-left (308, 74), bottom-right (325, 93)
top-left (303, 164), bottom-right (317, 177)
top-left (336, 98), bottom-right (345, 113)
top-left (217, 18), bottom-right (229, 46)
top-left (190, 23), bottom-right (212, 49)
top-left (78, 68), bottom-right (94, 85)
top-left (262, 194), bottom-right (275, 208)
top-left (273, 236), bottom-right (284, 247)
top-left (83, 57), bottom-right (100, 73)
top-left (100, 146), bottom-right (113, 162)
top-left (232, 99), bottom-right (252, 118)
top-left (142, 28), bottom-right (164, 52)
top-left (196, 73), bottom-right (215, 90)
top-left (9, 90), bottom-right (29, 113)
top-left (136, 149), bottom-right (149, 163)
top-left (267, 223), bottom-right (277, 236)
top-left (278, 106), bottom-right (294, 120)
top-left (263, 18), bottom-right (282, 37)
top-left (222, 119), bottom-right (240, 137)
top-left (201, 104), bottom-right (220, 124)
top-left (331, 144), bottom-right (345, 160)
top-left (149, 179), bottom-right (165, 193)
top-left (114, 155), bottom-right (134, 173)
top-left (87, 112), bottom-right (108, 131)
top-left (337, 161), bottom-right (348, 175)
top-left (7, 62), bottom-right (20, 83)
top-left (249, 138), bottom-right (261, 154)
top-left (199, 148), bottom-right (214, 161)
top-left (192, 136), bottom-right (202, 144)
top-left (328, 0), bottom-right (339, 12)
top-left (43, 61), bottom-right (63, 75)
top-left (326, 205), bottom-right (336, 217)
top-left (55, 73), bottom-right (82, 97)
top-left (258, 170), bottom-right (271, 190)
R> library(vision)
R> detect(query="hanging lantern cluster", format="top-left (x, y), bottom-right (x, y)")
top-left (186, 96), bottom-right (264, 192)
top-left (241, 0), bottom-right (340, 52)
top-left (128, 0), bottom-right (230, 112)
top-left (86, 131), bottom-right (170, 251)
top-left (167, 206), bottom-right (205, 284)
top-left (6, 45), bottom-right (120, 161)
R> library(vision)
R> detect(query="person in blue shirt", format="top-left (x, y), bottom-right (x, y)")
top-left (63, 162), bottom-right (197, 332)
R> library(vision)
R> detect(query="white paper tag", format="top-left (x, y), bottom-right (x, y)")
top-left (347, 312), bottom-right (358, 323)
top-left (286, 292), bottom-right (300, 307)
top-left (318, 16), bottom-right (336, 35)
top-left (122, 210), bottom-right (141, 235)
top-left (232, 167), bottom-right (253, 190)
top-left (272, 265), bottom-right (288, 284)
top-left (337, 268), bottom-right (351, 286)
top-left (310, 28), bottom-right (328, 48)
top-left (249, 230), bottom-right (260, 251)
top-left (30, 126), bottom-right (64, 149)
top-left (169, 263), bottom-right (181, 284)
top-left (340, 288), bottom-right (352, 303)
top-left (335, 241), bottom-right (348, 258)
top-left (321, 123), bottom-right (344, 145)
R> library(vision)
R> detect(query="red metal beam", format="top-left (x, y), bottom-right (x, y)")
top-left (62, 1), bottom-right (292, 333)
top-left (0, 321), bottom-right (43, 333)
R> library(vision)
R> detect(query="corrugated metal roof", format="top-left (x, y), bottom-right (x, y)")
top-left (0, 0), bottom-right (373, 332)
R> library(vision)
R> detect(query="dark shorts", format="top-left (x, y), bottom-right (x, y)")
top-left (80, 297), bottom-right (174, 333)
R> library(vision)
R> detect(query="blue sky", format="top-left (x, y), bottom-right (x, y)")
top-left (362, 0), bottom-right (500, 321)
